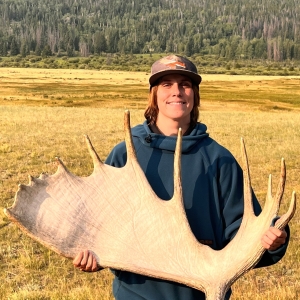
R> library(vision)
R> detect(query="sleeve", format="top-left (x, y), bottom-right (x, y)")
top-left (105, 141), bottom-right (127, 167)
top-left (218, 155), bottom-right (290, 268)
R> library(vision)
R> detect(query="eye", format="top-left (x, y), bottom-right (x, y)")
top-left (181, 81), bottom-right (192, 88)
top-left (161, 82), bottom-right (172, 88)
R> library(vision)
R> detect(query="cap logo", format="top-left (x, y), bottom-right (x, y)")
top-left (161, 58), bottom-right (186, 70)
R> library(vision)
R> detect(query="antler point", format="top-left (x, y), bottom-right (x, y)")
top-left (28, 175), bottom-right (34, 183)
top-left (55, 157), bottom-right (68, 170)
top-left (84, 135), bottom-right (91, 143)
top-left (18, 183), bottom-right (25, 190)
top-left (240, 137), bottom-right (246, 148)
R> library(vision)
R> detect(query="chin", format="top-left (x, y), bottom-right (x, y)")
top-left (170, 114), bottom-right (190, 122)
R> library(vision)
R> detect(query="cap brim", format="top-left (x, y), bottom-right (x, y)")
top-left (149, 69), bottom-right (202, 86)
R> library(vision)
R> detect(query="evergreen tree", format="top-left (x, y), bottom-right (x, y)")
top-left (94, 31), bottom-right (107, 54)
top-left (10, 37), bottom-right (19, 56)
top-left (35, 44), bottom-right (42, 56)
top-left (107, 29), bottom-right (119, 53)
top-left (0, 39), bottom-right (7, 56)
top-left (0, 0), bottom-right (299, 61)
top-left (118, 39), bottom-right (126, 54)
top-left (67, 44), bottom-right (74, 57)
top-left (185, 37), bottom-right (194, 57)
top-left (42, 45), bottom-right (52, 57)
top-left (20, 42), bottom-right (28, 57)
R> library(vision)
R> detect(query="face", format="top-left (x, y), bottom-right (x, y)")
top-left (156, 74), bottom-right (194, 124)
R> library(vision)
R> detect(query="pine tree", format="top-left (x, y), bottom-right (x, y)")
top-left (10, 37), bottom-right (19, 56)
top-left (67, 44), bottom-right (74, 57)
top-left (35, 44), bottom-right (42, 56)
top-left (94, 31), bottom-right (107, 54)
top-left (0, 0), bottom-right (300, 61)
top-left (42, 45), bottom-right (52, 57)
top-left (185, 37), bottom-right (194, 57)
top-left (0, 39), bottom-right (7, 56)
top-left (20, 42), bottom-right (28, 57)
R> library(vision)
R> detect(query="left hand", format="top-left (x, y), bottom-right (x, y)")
top-left (261, 227), bottom-right (287, 251)
top-left (73, 250), bottom-right (99, 272)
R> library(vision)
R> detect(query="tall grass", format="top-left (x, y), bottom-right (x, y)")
top-left (0, 69), bottom-right (299, 299)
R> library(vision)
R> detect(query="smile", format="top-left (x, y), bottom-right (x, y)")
top-left (167, 101), bottom-right (186, 105)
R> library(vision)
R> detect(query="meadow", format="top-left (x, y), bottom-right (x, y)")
top-left (0, 68), bottom-right (300, 299)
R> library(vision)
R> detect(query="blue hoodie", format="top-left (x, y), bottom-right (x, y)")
top-left (105, 121), bottom-right (289, 300)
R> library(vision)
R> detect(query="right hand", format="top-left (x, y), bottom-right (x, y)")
top-left (73, 250), bottom-right (99, 272)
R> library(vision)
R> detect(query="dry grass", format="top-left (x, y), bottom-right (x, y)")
top-left (0, 68), bottom-right (300, 299)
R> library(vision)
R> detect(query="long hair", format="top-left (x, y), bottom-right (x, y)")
top-left (144, 84), bottom-right (200, 127)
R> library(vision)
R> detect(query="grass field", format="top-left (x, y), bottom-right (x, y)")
top-left (1, 68), bottom-right (300, 111)
top-left (0, 68), bottom-right (300, 299)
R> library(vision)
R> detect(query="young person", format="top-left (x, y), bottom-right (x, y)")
top-left (73, 55), bottom-right (289, 300)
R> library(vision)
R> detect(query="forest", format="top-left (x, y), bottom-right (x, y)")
top-left (0, 0), bottom-right (300, 62)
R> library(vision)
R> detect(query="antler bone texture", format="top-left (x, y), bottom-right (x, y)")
top-left (4, 110), bottom-right (296, 300)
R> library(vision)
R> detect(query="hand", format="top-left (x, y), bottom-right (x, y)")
top-left (73, 249), bottom-right (99, 272)
top-left (261, 227), bottom-right (287, 251)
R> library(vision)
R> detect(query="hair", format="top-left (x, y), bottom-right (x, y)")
top-left (144, 84), bottom-right (200, 127)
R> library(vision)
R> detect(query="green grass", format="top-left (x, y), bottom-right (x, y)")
top-left (1, 69), bottom-right (300, 112)
top-left (201, 78), bottom-right (300, 109)
top-left (1, 54), bottom-right (300, 77)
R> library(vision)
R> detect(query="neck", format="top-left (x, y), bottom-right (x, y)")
top-left (153, 116), bottom-right (191, 136)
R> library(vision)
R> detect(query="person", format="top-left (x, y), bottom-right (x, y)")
top-left (73, 54), bottom-right (289, 299)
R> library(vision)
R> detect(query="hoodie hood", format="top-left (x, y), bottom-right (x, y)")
top-left (131, 121), bottom-right (209, 153)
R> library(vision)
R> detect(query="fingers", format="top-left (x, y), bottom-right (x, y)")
top-left (73, 250), bottom-right (85, 267)
top-left (73, 250), bottom-right (99, 272)
top-left (88, 252), bottom-right (98, 271)
top-left (261, 227), bottom-right (287, 251)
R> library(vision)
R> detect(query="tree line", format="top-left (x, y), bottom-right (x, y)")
top-left (0, 0), bottom-right (300, 61)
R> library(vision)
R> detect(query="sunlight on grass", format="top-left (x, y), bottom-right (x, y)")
top-left (0, 68), bottom-right (300, 111)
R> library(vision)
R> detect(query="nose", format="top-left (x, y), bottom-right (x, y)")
top-left (170, 83), bottom-right (182, 96)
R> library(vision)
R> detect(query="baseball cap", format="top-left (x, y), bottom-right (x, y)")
top-left (149, 55), bottom-right (202, 87)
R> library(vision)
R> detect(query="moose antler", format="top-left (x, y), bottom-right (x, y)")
top-left (4, 111), bottom-right (296, 300)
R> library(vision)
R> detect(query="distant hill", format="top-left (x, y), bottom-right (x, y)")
top-left (0, 0), bottom-right (300, 61)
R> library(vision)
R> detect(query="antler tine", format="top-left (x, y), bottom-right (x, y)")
top-left (274, 158), bottom-right (286, 205)
top-left (28, 175), bottom-right (34, 185)
top-left (124, 110), bottom-right (137, 163)
top-left (85, 134), bottom-right (103, 169)
top-left (55, 156), bottom-right (71, 173)
top-left (274, 191), bottom-right (296, 231)
top-left (267, 174), bottom-right (273, 201)
top-left (264, 158), bottom-right (286, 215)
top-left (174, 128), bottom-right (182, 194)
top-left (173, 128), bottom-right (183, 201)
top-left (240, 138), bottom-right (255, 216)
